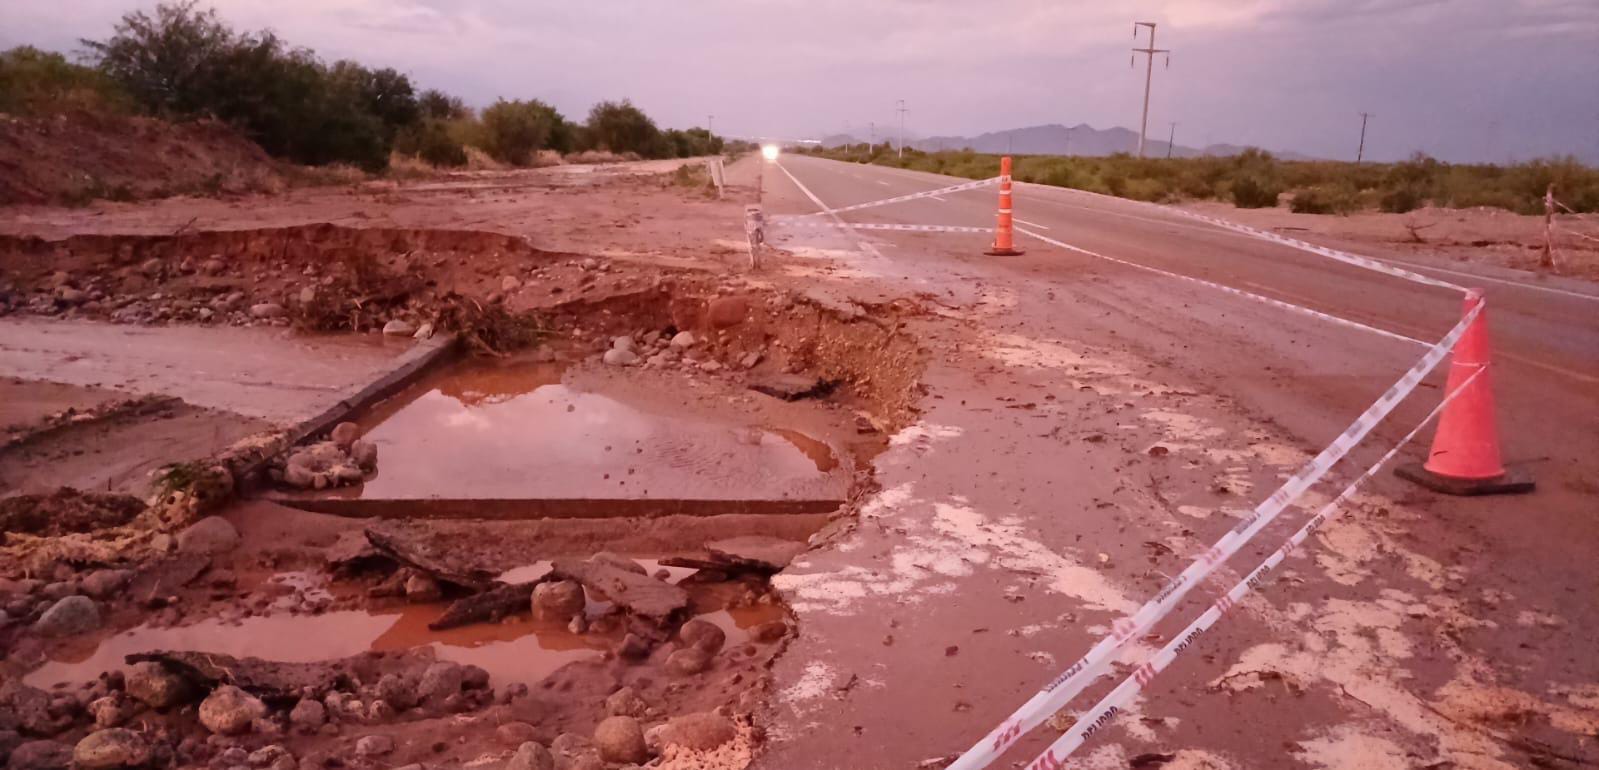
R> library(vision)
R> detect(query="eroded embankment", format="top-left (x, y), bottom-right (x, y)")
top-left (0, 223), bottom-right (926, 770)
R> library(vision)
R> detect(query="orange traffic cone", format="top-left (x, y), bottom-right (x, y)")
top-left (1396, 289), bottom-right (1534, 495)
top-left (985, 156), bottom-right (1024, 256)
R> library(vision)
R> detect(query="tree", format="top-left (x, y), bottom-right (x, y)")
top-left (586, 100), bottom-right (661, 157)
top-left (418, 88), bottom-right (468, 121)
top-left (80, 1), bottom-right (235, 117)
top-left (479, 98), bottom-right (566, 166)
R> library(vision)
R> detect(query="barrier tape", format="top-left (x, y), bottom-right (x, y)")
top-left (1026, 360), bottom-right (1486, 769)
top-left (1557, 225), bottom-right (1599, 245)
top-left (770, 176), bottom-right (998, 220)
top-left (1015, 227), bottom-right (1429, 348)
top-left (946, 298), bottom-right (1480, 770)
top-left (1174, 210), bottom-right (1469, 291)
top-left (774, 221), bottom-right (994, 234)
top-left (1167, 209), bottom-right (1467, 293)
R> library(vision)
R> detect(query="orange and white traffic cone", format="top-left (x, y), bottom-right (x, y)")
top-left (1396, 289), bottom-right (1534, 495)
top-left (985, 156), bottom-right (1024, 256)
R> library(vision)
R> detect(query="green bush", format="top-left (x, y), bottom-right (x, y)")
top-left (1289, 184), bottom-right (1359, 215)
top-left (395, 119), bottom-right (467, 167)
top-left (479, 99), bottom-right (566, 166)
top-left (1379, 185), bottom-right (1426, 214)
top-left (0, 46), bottom-right (128, 114)
top-left (586, 100), bottom-right (662, 157)
top-left (1231, 174), bottom-right (1281, 208)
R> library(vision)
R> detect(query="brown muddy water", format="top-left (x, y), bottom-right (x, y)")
top-left (27, 558), bottom-right (784, 690)
top-left (338, 359), bottom-right (846, 501)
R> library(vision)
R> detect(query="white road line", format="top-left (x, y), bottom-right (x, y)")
top-left (876, 180), bottom-right (892, 186)
top-left (1016, 226), bottom-right (1428, 347)
top-left (930, 195), bottom-right (949, 202)
top-left (772, 161), bottom-right (884, 259)
top-left (1014, 218), bottom-right (1050, 230)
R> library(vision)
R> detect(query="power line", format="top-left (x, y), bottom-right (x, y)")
top-left (1131, 21), bottom-right (1171, 159)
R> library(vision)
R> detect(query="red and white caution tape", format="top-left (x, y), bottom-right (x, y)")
top-left (946, 299), bottom-right (1480, 770)
top-left (1557, 225), bottom-right (1599, 245)
top-left (1016, 228), bottom-right (1429, 347)
top-left (770, 176), bottom-right (998, 220)
top-left (1167, 209), bottom-right (1467, 293)
top-left (1023, 358), bottom-right (1484, 769)
top-left (774, 221), bottom-right (994, 234)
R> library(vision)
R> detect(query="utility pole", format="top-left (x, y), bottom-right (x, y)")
top-left (1356, 112), bottom-right (1373, 163)
top-left (896, 99), bottom-right (908, 159)
top-left (1166, 121), bottom-right (1177, 159)
top-left (1131, 22), bottom-right (1170, 159)
top-left (707, 115), bottom-right (714, 135)
top-left (869, 122), bottom-right (875, 153)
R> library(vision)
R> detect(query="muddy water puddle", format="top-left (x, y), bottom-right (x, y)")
top-left (27, 558), bottom-right (783, 690)
top-left (342, 359), bottom-right (844, 500)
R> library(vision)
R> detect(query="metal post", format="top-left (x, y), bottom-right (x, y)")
top-left (1542, 184), bottom-right (1556, 269)
top-left (896, 99), bottom-right (908, 159)
top-left (1166, 122), bottom-right (1177, 159)
top-left (1131, 22), bottom-right (1170, 159)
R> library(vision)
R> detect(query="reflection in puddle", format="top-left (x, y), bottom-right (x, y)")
top-left (347, 360), bottom-right (842, 500)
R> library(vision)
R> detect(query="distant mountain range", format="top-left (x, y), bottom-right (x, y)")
top-left (818, 123), bottom-right (1316, 161)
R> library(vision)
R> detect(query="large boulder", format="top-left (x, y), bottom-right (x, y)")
top-left (124, 662), bottom-right (189, 709)
top-left (505, 742), bottom-right (553, 770)
top-left (592, 716), bottom-right (647, 764)
top-left (72, 729), bottom-right (150, 770)
top-left (678, 619), bottom-right (726, 654)
top-left (197, 685), bottom-right (265, 735)
top-left (659, 712), bottom-right (737, 751)
top-left (416, 662), bottom-right (463, 705)
top-left (176, 517), bottom-right (240, 556)
top-left (8, 740), bottom-right (72, 770)
top-left (531, 581), bottom-right (585, 622)
top-left (33, 596), bottom-right (99, 637)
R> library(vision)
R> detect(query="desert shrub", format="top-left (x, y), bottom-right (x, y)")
top-left (478, 98), bottom-right (566, 166)
top-left (418, 88), bottom-right (468, 121)
top-left (1230, 174), bottom-right (1282, 208)
top-left (395, 119), bottom-right (467, 167)
top-left (1289, 184), bottom-right (1359, 215)
top-left (662, 127), bottom-right (723, 158)
top-left (1379, 185), bottom-right (1426, 214)
top-left (0, 46), bottom-right (128, 114)
top-left (586, 100), bottom-right (662, 157)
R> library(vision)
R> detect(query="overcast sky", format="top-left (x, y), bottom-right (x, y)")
top-left (5, 0), bottom-right (1597, 163)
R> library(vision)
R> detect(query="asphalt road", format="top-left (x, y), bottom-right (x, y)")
top-left (755, 154), bottom-right (1599, 769)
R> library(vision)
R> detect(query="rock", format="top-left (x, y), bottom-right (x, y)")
top-left (602, 348), bottom-right (639, 366)
top-left (604, 687), bottom-right (647, 717)
top-left (590, 552), bottom-right (646, 576)
top-left (496, 722), bottom-right (537, 745)
top-left (329, 422), bottom-right (360, 449)
top-left (403, 573), bottom-right (442, 603)
top-left (283, 464), bottom-right (315, 489)
top-left (87, 694), bottom-right (136, 728)
top-left (382, 319), bottom-right (416, 336)
top-left (416, 662), bottom-right (463, 704)
top-left (699, 360), bottom-right (723, 373)
top-left (659, 712), bottom-right (736, 751)
top-left (707, 296), bottom-right (751, 328)
top-left (665, 647), bottom-right (711, 676)
top-left (198, 685), bottom-right (267, 735)
top-left (616, 633), bottom-right (652, 661)
top-left (461, 665), bottom-right (490, 690)
top-left (202, 259), bottom-right (226, 275)
top-left (139, 258), bottom-right (163, 276)
top-left (593, 716), bottom-right (647, 764)
top-left (72, 729), bottom-right (149, 770)
top-left (349, 440), bottom-right (378, 471)
top-left (412, 322), bottom-right (434, 340)
top-left (679, 619), bottom-right (726, 654)
top-left (247, 745), bottom-right (294, 769)
top-left (502, 276), bottom-right (523, 292)
top-left (332, 464), bottom-right (364, 484)
top-left (288, 698), bottom-right (326, 731)
top-left (669, 331), bottom-right (697, 349)
top-left (506, 741), bottom-right (554, 770)
top-left (611, 335), bottom-right (635, 352)
top-left (373, 674), bottom-right (415, 710)
top-left (39, 581), bottom-right (74, 601)
top-left (531, 581), bottom-right (586, 622)
top-left (740, 351), bottom-right (763, 369)
top-left (747, 373), bottom-right (828, 401)
top-left (125, 662), bottom-right (188, 709)
top-left (751, 619), bottom-right (789, 643)
top-left (249, 303), bottom-right (285, 319)
top-left (354, 735), bottom-right (393, 757)
top-left (33, 596), bottom-right (100, 637)
top-left (8, 740), bottom-right (73, 770)
top-left (298, 286), bottom-right (317, 305)
top-left (176, 516), bottom-right (240, 555)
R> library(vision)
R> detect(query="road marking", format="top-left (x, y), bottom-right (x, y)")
top-left (772, 161), bottom-right (883, 259)
top-left (930, 195), bottom-right (949, 202)
top-left (1014, 218), bottom-right (1050, 230)
top-left (1016, 227), bottom-right (1428, 347)
top-left (877, 180), bottom-right (892, 186)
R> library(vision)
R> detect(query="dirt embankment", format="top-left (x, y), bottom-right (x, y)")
top-left (0, 111), bottom-right (284, 206)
